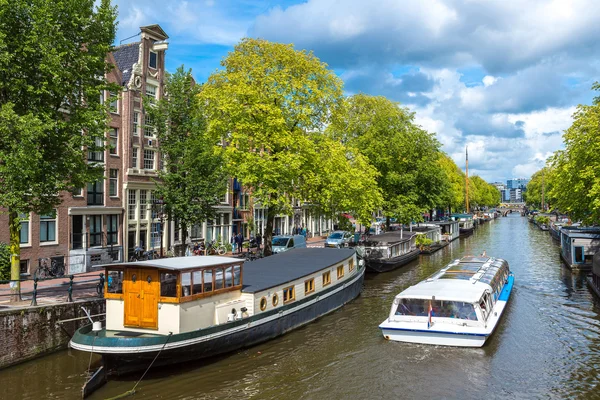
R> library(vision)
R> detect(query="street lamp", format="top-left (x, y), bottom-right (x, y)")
top-left (152, 197), bottom-right (166, 258)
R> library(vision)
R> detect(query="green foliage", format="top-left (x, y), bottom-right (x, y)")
top-left (548, 83), bottom-right (600, 224)
top-left (468, 176), bottom-right (501, 209)
top-left (147, 67), bottom-right (228, 244)
top-left (336, 214), bottom-right (354, 232)
top-left (534, 215), bottom-right (550, 225)
top-left (438, 153), bottom-right (465, 212)
top-left (329, 94), bottom-right (447, 224)
top-left (0, 243), bottom-right (10, 281)
top-left (415, 235), bottom-right (433, 249)
top-left (524, 167), bottom-right (554, 209)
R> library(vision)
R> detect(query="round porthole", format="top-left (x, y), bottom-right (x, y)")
top-left (272, 293), bottom-right (279, 307)
top-left (260, 297), bottom-right (268, 311)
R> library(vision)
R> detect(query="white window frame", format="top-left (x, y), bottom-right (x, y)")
top-left (145, 84), bottom-right (157, 107)
top-left (132, 147), bottom-right (139, 169)
top-left (109, 91), bottom-right (119, 114)
top-left (109, 169), bottom-right (118, 197)
top-left (40, 210), bottom-right (58, 245)
top-left (139, 190), bottom-right (148, 220)
top-left (133, 111), bottom-right (140, 136)
top-left (109, 128), bottom-right (118, 156)
top-left (19, 213), bottom-right (31, 246)
top-left (144, 113), bottom-right (155, 137)
top-left (144, 149), bottom-right (155, 170)
top-left (128, 190), bottom-right (137, 220)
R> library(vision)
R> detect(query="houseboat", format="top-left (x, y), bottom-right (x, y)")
top-left (549, 222), bottom-right (563, 241)
top-left (433, 220), bottom-right (460, 243)
top-left (587, 252), bottom-right (600, 299)
top-left (70, 248), bottom-right (364, 377)
top-left (559, 226), bottom-right (600, 270)
top-left (412, 224), bottom-right (448, 254)
top-left (452, 214), bottom-right (475, 237)
top-left (358, 231), bottom-right (420, 273)
top-left (379, 255), bottom-right (514, 347)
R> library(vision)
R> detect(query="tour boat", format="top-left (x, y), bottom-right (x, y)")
top-left (379, 255), bottom-right (514, 347)
top-left (70, 248), bottom-right (364, 378)
top-left (358, 231), bottom-right (420, 273)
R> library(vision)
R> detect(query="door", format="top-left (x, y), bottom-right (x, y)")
top-left (124, 268), bottom-right (159, 329)
top-left (72, 215), bottom-right (83, 249)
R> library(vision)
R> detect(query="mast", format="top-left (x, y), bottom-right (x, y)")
top-left (541, 169), bottom-right (545, 211)
top-left (465, 146), bottom-right (470, 213)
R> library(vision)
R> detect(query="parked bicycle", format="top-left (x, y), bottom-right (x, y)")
top-left (129, 247), bottom-right (159, 262)
top-left (205, 240), bottom-right (227, 256)
top-left (35, 258), bottom-right (64, 279)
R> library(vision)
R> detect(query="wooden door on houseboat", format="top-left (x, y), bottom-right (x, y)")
top-left (124, 268), bottom-right (159, 329)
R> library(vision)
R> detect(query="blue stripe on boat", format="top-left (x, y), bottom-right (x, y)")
top-left (378, 326), bottom-right (488, 337)
top-left (498, 274), bottom-right (514, 302)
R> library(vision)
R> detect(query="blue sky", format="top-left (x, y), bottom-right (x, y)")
top-left (113, 0), bottom-right (600, 183)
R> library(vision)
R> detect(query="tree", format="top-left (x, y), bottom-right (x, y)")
top-left (329, 94), bottom-right (447, 226)
top-left (524, 167), bottom-right (554, 210)
top-left (147, 67), bottom-right (228, 248)
top-left (549, 83), bottom-right (600, 224)
top-left (468, 176), bottom-right (500, 209)
top-left (0, 243), bottom-right (10, 281)
top-left (200, 38), bottom-right (345, 255)
top-left (0, 0), bottom-right (116, 299)
top-left (438, 153), bottom-right (465, 213)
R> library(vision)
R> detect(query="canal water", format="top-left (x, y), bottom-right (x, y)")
top-left (2, 214), bottom-right (599, 399)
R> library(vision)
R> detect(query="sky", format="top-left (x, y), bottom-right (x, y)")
top-left (112, 0), bottom-right (600, 183)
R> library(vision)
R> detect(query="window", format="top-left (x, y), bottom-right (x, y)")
top-left (260, 296), bottom-right (267, 311)
top-left (233, 265), bottom-right (241, 286)
top-left (40, 210), bottom-right (57, 243)
top-left (225, 267), bottom-right (234, 288)
top-left (322, 271), bottom-right (331, 287)
top-left (203, 269), bottom-right (213, 292)
top-left (132, 147), bottom-right (138, 169)
top-left (304, 278), bottom-right (315, 295)
top-left (109, 128), bottom-right (118, 155)
top-left (145, 85), bottom-right (157, 106)
top-left (72, 187), bottom-right (83, 197)
top-left (87, 180), bottom-right (104, 205)
top-left (107, 270), bottom-right (123, 293)
top-left (144, 114), bottom-right (154, 136)
top-left (151, 222), bottom-right (160, 248)
top-left (88, 137), bottom-right (104, 162)
top-left (139, 190), bottom-right (147, 220)
top-left (149, 51), bottom-right (157, 69)
top-left (283, 286), bottom-right (295, 303)
top-left (215, 267), bottom-right (224, 290)
top-left (109, 169), bottom-right (118, 197)
top-left (20, 260), bottom-right (29, 275)
top-left (107, 215), bottom-right (118, 245)
top-left (337, 265), bottom-right (344, 279)
top-left (144, 149), bottom-right (155, 170)
top-left (19, 213), bottom-right (30, 244)
top-left (192, 271), bottom-right (203, 295)
top-left (349, 258), bottom-right (354, 272)
top-left (109, 92), bottom-right (118, 113)
top-left (160, 272), bottom-right (177, 297)
top-left (128, 190), bottom-right (136, 220)
top-left (181, 272), bottom-right (191, 297)
top-left (133, 112), bottom-right (140, 136)
top-left (89, 215), bottom-right (102, 247)
top-left (574, 246), bottom-right (585, 263)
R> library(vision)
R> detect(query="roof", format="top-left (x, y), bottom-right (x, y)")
top-left (99, 256), bottom-right (241, 271)
top-left (112, 42), bottom-right (140, 85)
top-left (397, 279), bottom-right (490, 303)
top-left (360, 231), bottom-right (416, 245)
top-left (241, 248), bottom-right (355, 293)
top-left (451, 213), bottom-right (473, 219)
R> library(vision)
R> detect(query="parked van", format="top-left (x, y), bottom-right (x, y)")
top-left (272, 235), bottom-right (307, 253)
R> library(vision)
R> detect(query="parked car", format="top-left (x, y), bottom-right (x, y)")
top-left (325, 231), bottom-right (354, 248)
top-left (271, 235), bottom-right (307, 253)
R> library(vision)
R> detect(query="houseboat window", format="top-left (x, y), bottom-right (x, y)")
top-left (395, 299), bottom-right (477, 320)
top-left (181, 272), bottom-right (192, 297)
top-left (215, 268), bottom-right (224, 290)
top-left (192, 271), bottom-right (203, 294)
top-left (272, 293), bottom-right (279, 306)
top-left (260, 296), bottom-right (267, 311)
top-left (323, 271), bottom-right (331, 286)
top-left (233, 265), bottom-right (241, 286)
top-left (160, 272), bottom-right (177, 297)
top-left (349, 259), bottom-right (354, 272)
top-left (225, 267), bottom-right (233, 288)
top-left (203, 269), bottom-right (213, 292)
top-left (283, 286), bottom-right (295, 303)
top-left (305, 278), bottom-right (315, 295)
top-left (574, 246), bottom-right (585, 263)
top-left (337, 265), bottom-right (344, 279)
top-left (106, 270), bottom-right (123, 294)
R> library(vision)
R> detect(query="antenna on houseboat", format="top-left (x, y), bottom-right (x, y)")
top-left (465, 146), bottom-right (470, 214)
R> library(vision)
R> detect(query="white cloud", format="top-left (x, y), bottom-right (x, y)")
top-left (482, 75), bottom-right (498, 87)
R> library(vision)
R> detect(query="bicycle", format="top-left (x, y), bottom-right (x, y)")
top-left (205, 240), bottom-right (227, 256)
top-left (35, 258), bottom-right (62, 279)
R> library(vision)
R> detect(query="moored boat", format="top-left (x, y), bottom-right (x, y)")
top-left (453, 214), bottom-right (475, 237)
top-left (379, 255), bottom-right (514, 347)
top-left (70, 248), bottom-right (364, 378)
top-left (358, 231), bottom-right (420, 273)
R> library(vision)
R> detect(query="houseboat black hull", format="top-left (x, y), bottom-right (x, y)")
top-left (550, 227), bottom-right (561, 241)
top-left (459, 227), bottom-right (474, 237)
top-left (73, 266), bottom-right (365, 375)
top-left (364, 249), bottom-right (420, 273)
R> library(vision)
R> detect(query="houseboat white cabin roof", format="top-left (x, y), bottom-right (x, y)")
top-left (111, 256), bottom-right (241, 270)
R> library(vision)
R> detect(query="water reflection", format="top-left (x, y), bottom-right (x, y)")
top-left (1, 214), bottom-right (600, 399)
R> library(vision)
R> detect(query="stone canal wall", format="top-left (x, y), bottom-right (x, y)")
top-left (0, 299), bottom-right (105, 370)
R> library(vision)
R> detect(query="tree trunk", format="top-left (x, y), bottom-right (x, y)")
top-left (386, 216), bottom-right (390, 231)
top-left (9, 210), bottom-right (21, 302)
top-left (181, 222), bottom-right (188, 256)
top-left (264, 206), bottom-right (276, 257)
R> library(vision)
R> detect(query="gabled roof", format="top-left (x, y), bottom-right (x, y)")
top-left (141, 24), bottom-right (169, 40)
top-left (111, 42), bottom-right (140, 85)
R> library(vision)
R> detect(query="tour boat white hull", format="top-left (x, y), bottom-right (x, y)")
top-left (379, 327), bottom-right (487, 347)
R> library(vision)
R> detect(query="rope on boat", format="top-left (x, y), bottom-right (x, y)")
top-left (86, 335), bottom-right (97, 379)
top-left (105, 332), bottom-right (173, 400)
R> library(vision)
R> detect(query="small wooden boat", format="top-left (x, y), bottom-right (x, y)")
top-left (70, 248), bottom-right (364, 382)
top-left (379, 255), bottom-right (514, 347)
